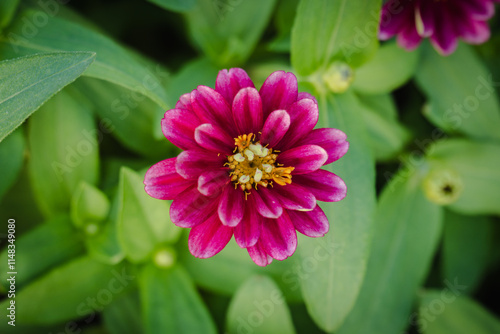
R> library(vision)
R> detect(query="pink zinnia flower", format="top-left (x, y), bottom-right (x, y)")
top-left (380, 0), bottom-right (497, 55)
top-left (144, 69), bottom-right (348, 266)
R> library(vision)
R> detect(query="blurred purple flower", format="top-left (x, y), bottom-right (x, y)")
top-left (144, 69), bottom-right (348, 266)
top-left (379, 0), bottom-right (497, 55)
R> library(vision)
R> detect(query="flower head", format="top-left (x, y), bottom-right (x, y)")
top-left (380, 0), bottom-right (497, 55)
top-left (144, 68), bottom-right (348, 266)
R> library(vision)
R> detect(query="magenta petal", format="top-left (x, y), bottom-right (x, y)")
top-left (175, 93), bottom-right (193, 111)
top-left (218, 185), bottom-right (245, 227)
top-left (278, 145), bottom-right (327, 175)
top-left (429, 10), bottom-right (458, 56)
top-left (191, 86), bottom-right (236, 136)
top-left (170, 186), bottom-right (218, 228)
top-left (260, 110), bottom-right (291, 147)
top-left (232, 87), bottom-right (264, 135)
top-left (297, 92), bottom-right (318, 105)
top-left (176, 150), bottom-right (226, 180)
top-left (247, 241), bottom-right (273, 267)
top-left (259, 71), bottom-right (298, 118)
top-left (379, 0), bottom-right (415, 40)
top-left (234, 205), bottom-right (261, 248)
top-left (260, 213), bottom-right (297, 260)
top-left (397, 24), bottom-right (422, 51)
top-left (287, 205), bottom-right (329, 237)
top-left (272, 183), bottom-right (316, 211)
top-left (215, 68), bottom-right (255, 105)
top-left (194, 123), bottom-right (234, 153)
top-left (198, 170), bottom-right (230, 197)
top-left (460, 0), bottom-right (495, 20)
top-left (460, 20), bottom-right (490, 44)
top-left (161, 109), bottom-right (201, 151)
top-left (144, 158), bottom-right (194, 200)
top-left (294, 169), bottom-right (347, 202)
top-left (416, 1), bottom-right (435, 37)
top-left (252, 187), bottom-right (283, 219)
top-left (278, 98), bottom-right (319, 150)
top-left (298, 128), bottom-right (349, 165)
top-left (188, 214), bottom-right (233, 258)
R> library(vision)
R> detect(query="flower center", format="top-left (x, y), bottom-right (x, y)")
top-left (225, 133), bottom-right (294, 195)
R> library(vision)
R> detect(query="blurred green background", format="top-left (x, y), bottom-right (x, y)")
top-left (0, 0), bottom-right (500, 333)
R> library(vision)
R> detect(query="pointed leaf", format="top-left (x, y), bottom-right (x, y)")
top-left (337, 170), bottom-right (443, 334)
top-left (0, 52), bottom-right (95, 142)
top-left (291, 0), bottom-right (382, 75)
top-left (226, 275), bottom-right (296, 334)
top-left (297, 91), bottom-right (376, 331)
top-left (139, 264), bottom-right (217, 334)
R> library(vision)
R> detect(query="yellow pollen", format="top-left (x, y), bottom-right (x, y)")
top-left (226, 133), bottom-right (294, 198)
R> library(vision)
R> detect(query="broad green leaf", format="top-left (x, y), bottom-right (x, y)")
top-left (337, 170), bottom-right (443, 334)
top-left (0, 0), bottom-right (20, 28)
top-left (185, 0), bottom-right (277, 66)
top-left (226, 275), bottom-right (296, 334)
top-left (167, 57), bottom-right (220, 103)
top-left (426, 139), bottom-right (500, 215)
top-left (0, 127), bottom-right (24, 201)
top-left (296, 91), bottom-right (376, 332)
top-left (352, 41), bottom-right (420, 94)
top-left (291, 0), bottom-right (381, 76)
top-left (0, 8), bottom-right (169, 109)
top-left (179, 235), bottom-right (303, 303)
top-left (74, 77), bottom-right (174, 159)
top-left (418, 291), bottom-right (500, 334)
top-left (117, 167), bottom-right (180, 263)
top-left (0, 215), bottom-right (84, 290)
top-left (103, 290), bottom-right (144, 334)
top-left (442, 210), bottom-right (493, 293)
top-left (71, 181), bottom-right (110, 228)
top-left (28, 88), bottom-right (99, 217)
top-left (139, 264), bottom-right (217, 334)
top-left (358, 93), bottom-right (410, 161)
top-left (0, 52), bottom-right (95, 142)
top-left (0, 256), bottom-right (133, 324)
top-left (415, 43), bottom-right (500, 141)
top-left (147, 0), bottom-right (196, 12)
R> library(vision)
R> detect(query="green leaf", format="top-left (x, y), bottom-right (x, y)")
top-left (147, 0), bottom-right (196, 12)
top-left (295, 91), bottom-right (375, 332)
top-left (0, 215), bottom-right (84, 290)
top-left (103, 290), bottom-right (144, 334)
top-left (226, 275), bottom-right (296, 334)
top-left (441, 210), bottom-right (493, 293)
top-left (426, 139), bottom-right (500, 215)
top-left (28, 88), bottom-right (99, 217)
top-left (0, 8), bottom-right (169, 109)
top-left (0, 52), bottom-right (95, 142)
top-left (71, 181), bottom-right (110, 228)
top-left (0, 127), bottom-right (24, 201)
top-left (352, 41), bottom-right (420, 94)
top-left (0, 256), bottom-right (133, 324)
top-left (418, 291), bottom-right (500, 334)
top-left (357, 93), bottom-right (410, 161)
top-left (0, 0), bottom-right (20, 28)
top-left (139, 264), bottom-right (217, 334)
top-left (73, 77), bottom-right (174, 159)
top-left (337, 170), bottom-right (443, 334)
top-left (166, 57), bottom-right (220, 103)
top-left (179, 235), bottom-right (303, 303)
top-left (415, 43), bottom-right (500, 141)
top-left (291, 0), bottom-right (381, 76)
top-left (185, 0), bottom-right (277, 66)
top-left (268, 0), bottom-right (299, 53)
top-left (117, 167), bottom-right (180, 263)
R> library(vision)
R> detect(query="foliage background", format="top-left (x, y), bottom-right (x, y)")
top-left (0, 0), bottom-right (500, 333)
